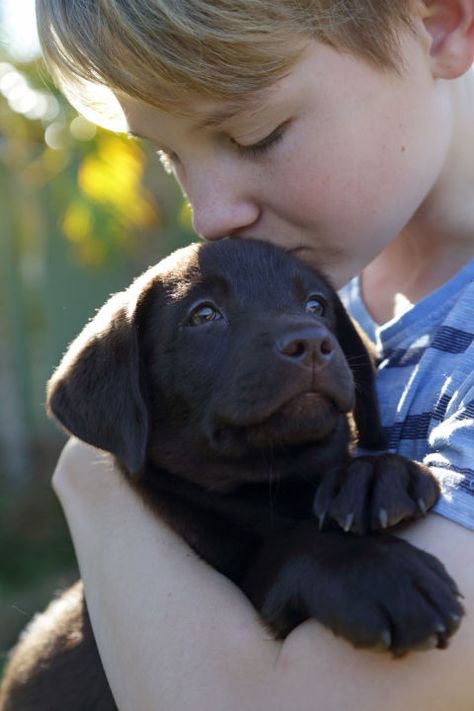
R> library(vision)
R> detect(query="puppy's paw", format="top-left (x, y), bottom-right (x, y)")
top-left (313, 454), bottom-right (439, 534)
top-left (331, 535), bottom-right (464, 657)
top-left (253, 530), bottom-right (464, 656)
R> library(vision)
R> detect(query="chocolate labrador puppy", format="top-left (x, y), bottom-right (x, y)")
top-left (0, 239), bottom-right (463, 711)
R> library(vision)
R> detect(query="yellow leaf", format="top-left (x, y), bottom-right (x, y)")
top-left (62, 202), bottom-right (92, 242)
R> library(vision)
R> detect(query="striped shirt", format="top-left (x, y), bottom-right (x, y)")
top-left (341, 260), bottom-right (474, 530)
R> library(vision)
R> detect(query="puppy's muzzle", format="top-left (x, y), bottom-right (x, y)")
top-left (203, 322), bottom-right (354, 454)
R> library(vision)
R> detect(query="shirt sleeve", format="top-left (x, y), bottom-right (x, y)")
top-left (424, 379), bottom-right (474, 530)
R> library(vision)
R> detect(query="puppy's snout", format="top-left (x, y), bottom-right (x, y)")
top-left (275, 328), bottom-right (334, 367)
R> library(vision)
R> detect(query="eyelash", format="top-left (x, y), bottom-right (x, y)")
top-left (234, 122), bottom-right (288, 158)
top-left (156, 120), bottom-right (289, 171)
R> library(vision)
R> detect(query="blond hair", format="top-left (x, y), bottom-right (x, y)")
top-left (36, 0), bottom-right (415, 128)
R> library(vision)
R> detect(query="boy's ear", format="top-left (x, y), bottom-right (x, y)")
top-left (47, 291), bottom-right (149, 476)
top-left (332, 299), bottom-right (385, 451)
top-left (421, 0), bottom-right (474, 78)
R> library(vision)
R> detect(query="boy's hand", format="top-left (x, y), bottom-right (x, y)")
top-left (313, 454), bottom-right (440, 534)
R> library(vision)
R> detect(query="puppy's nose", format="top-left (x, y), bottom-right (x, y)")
top-left (276, 328), bottom-right (334, 367)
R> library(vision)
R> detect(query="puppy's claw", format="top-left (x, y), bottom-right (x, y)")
top-left (417, 498), bottom-right (427, 516)
top-left (415, 635), bottom-right (438, 652)
top-left (370, 629), bottom-right (392, 653)
top-left (371, 640), bottom-right (389, 653)
top-left (378, 508), bottom-right (388, 529)
top-left (343, 513), bottom-right (354, 532)
top-left (317, 511), bottom-right (326, 531)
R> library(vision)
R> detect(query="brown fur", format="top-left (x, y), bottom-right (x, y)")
top-left (0, 239), bottom-right (463, 710)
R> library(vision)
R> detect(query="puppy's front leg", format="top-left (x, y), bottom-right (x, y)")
top-left (242, 521), bottom-right (463, 656)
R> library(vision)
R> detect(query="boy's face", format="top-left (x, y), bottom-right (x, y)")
top-left (120, 31), bottom-right (450, 287)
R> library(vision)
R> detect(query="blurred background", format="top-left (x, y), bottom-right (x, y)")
top-left (0, 0), bottom-right (194, 674)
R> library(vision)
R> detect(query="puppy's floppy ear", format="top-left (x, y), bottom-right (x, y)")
top-left (47, 291), bottom-right (149, 475)
top-left (333, 298), bottom-right (385, 450)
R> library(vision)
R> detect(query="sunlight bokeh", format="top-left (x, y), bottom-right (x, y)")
top-left (1, 0), bottom-right (40, 60)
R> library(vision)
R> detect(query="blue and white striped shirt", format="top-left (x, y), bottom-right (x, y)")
top-left (341, 260), bottom-right (474, 530)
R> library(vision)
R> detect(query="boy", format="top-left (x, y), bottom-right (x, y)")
top-left (36, 0), bottom-right (474, 708)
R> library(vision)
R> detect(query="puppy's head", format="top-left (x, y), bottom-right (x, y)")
top-left (47, 239), bottom-right (383, 489)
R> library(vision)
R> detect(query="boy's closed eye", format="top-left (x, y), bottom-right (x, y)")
top-left (132, 117), bottom-right (291, 173)
top-left (230, 119), bottom-right (291, 158)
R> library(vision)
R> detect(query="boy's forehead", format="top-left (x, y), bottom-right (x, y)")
top-left (184, 94), bottom-right (273, 130)
top-left (118, 43), bottom-right (317, 138)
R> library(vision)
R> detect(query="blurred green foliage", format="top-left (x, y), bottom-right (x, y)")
top-left (0, 54), bottom-right (195, 669)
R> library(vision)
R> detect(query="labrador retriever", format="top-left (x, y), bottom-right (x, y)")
top-left (0, 239), bottom-right (464, 711)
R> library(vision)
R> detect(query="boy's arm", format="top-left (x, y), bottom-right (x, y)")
top-left (54, 438), bottom-right (474, 711)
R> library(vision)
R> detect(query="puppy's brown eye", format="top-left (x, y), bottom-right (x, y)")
top-left (305, 295), bottom-right (327, 317)
top-left (187, 304), bottom-right (223, 327)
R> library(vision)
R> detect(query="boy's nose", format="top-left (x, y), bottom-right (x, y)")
top-left (192, 202), bottom-right (260, 241)
top-left (186, 171), bottom-right (260, 240)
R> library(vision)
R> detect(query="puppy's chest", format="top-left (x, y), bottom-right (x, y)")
top-left (146, 468), bottom-right (314, 522)
top-left (135, 469), bottom-right (316, 581)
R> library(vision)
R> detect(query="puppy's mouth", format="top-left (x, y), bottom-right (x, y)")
top-left (209, 390), bottom-right (344, 454)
